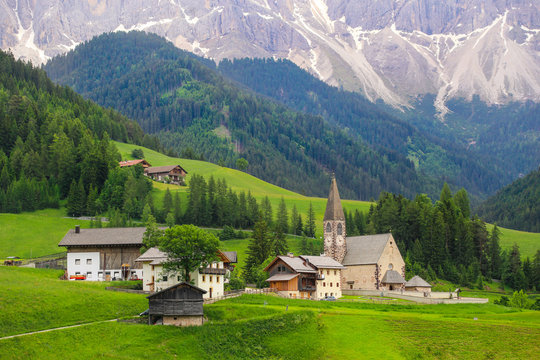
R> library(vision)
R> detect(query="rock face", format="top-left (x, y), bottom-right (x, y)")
top-left (1, 0), bottom-right (539, 113)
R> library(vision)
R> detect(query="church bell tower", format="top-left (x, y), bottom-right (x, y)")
top-left (323, 176), bottom-right (346, 263)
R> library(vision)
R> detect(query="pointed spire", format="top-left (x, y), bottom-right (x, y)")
top-left (324, 175), bottom-right (345, 221)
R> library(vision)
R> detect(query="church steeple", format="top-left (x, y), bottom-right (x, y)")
top-left (323, 175), bottom-right (346, 263)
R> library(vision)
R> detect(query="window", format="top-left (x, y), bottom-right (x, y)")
top-left (327, 270), bottom-right (330, 275)
top-left (334, 270), bottom-right (337, 275)
top-left (216, 277), bottom-right (219, 283)
top-left (86, 259), bottom-right (92, 265)
top-left (330, 282), bottom-right (333, 287)
top-left (388, 263), bottom-right (393, 270)
top-left (202, 275), bottom-right (206, 282)
top-left (114, 272), bottom-right (119, 278)
top-left (320, 270), bottom-right (323, 275)
top-left (330, 292), bottom-right (333, 296)
top-left (350, 284), bottom-right (353, 289)
top-left (337, 223), bottom-right (343, 235)
top-left (325, 223), bottom-right (331, 232)
top-left (323, 282), bottom-right (326, 287)
top-left (98, 272), bottom-right (103, 278)
top-left (210, 276), bottom-right (213, 282)
top-left (105, 271), bottom-right (111, 276)
top-left (337, 283), bottom-right (339, 288)
top-left (162, 275), bottom-right (168, 281)
top-left (325, 293), bottom-right (328, 297)
top-left (177, 276), bottom-right (181, 281)
top-left (75, 272), bottom-right (80, 275)
top-left (87, 272), bottom-right (92, 279)
top-left (75, 259), bottom-right (80, 265)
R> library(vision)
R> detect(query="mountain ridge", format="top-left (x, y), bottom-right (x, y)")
top-left (1, 0), bottom-right (538, 113)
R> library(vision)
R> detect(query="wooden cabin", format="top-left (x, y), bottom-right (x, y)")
top-left (147, 282), bottom-right (206, 326)
top-left (119, 159), bottom-right (151, 168)
top-left (144, 165), bottom-right (188, 184)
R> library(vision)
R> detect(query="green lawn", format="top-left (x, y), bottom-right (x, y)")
top-left (0, 268), bottom-right (538, 359)
top-left (0, 208), bottom-right (90, 259)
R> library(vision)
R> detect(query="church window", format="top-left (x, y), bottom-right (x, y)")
top-left (388, 263), bottom-right (393, 270)
top-left (337, 223), bottom-right (343, 235)
top-left (326, 223), bottom-right (331, 232)
top-left (337, 283), bottom-right (339, 287)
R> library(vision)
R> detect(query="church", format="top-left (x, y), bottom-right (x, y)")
top-left (324, 177), bottom-right (406, 291)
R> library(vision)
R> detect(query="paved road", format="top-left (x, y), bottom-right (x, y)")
top-left (0, 319), bottom-right (118, 341)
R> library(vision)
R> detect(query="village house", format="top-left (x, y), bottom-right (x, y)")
top-left (144, 165), bottom-right (187, 184)
top-left (323, 177), bottom-right (406, 291)
top-left (59, 226), bottom-right (145, 281)
top-left (119, 159), bottom-right (151, 168)
top-left (147, 282), bottom-right (206, 326)
top-left (265, 254), bottom-right (344, 300)
top-left (136, 247), bottom-right (236, 299)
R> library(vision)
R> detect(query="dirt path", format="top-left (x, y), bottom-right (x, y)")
top-left (0, 319), bottom-right (118, 341)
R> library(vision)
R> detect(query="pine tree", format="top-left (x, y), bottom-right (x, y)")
top-left (163, 188), bottom-right (173, 219)
top-left (304, 202), bottom-right (316, 237)
top-left (273, 230), bottom-right (289, 256)
top-left (261, 196), bottom-right (273, 227)
top-left (173, 192), bottom-right (182, 225)
top-left (300, 235), bottom-right (309, 254)
top-left (290, 204), bottom-right (299, 234)
top-left (276, 197), bottom-right (288, 234)
top-left (86, 184), bottom-right (99, 216)
top-left (489, 224), bottom-right (503, 279)
top-left (244, 218), bottom-right (272, 283)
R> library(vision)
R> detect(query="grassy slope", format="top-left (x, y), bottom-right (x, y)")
top-left (115, 141), bottom-right (373, 225)
top-left (0, 268), bottom-right (538, 359)
top-left (0, 208), bottom-right (90, 259)
top-left (486, 223), bottom-right (539, 259)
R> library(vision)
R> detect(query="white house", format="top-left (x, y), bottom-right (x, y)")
top-left (59, 226), bottom-right (145, 281)
top-left (136, 247), bottom-right (236, 299)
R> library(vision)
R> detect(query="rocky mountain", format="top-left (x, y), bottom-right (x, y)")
top-left (1, 0), bottom-right (538, 114)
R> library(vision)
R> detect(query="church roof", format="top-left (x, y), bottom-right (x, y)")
top-left (323, 176), bottom-right (345, 221)
top-left (405, 275), bottom-right (431, 288)
top-left (381, 270), bottom-right (405, 284)
top-left (342, 233), bottom-right (392, 266)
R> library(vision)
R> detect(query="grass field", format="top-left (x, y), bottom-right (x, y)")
top-left (0, 208), bottom-right (90, 259)
top-left (0, 267), bottom-right (538, 359)
top-left (486, 223), bottom-right (539, 259)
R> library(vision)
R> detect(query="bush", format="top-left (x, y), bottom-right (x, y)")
top-left (131, 148), bottom-right (144, 159)
top-left (494, 295), bottom-right (509, 306)
top-left (219, 225), bottom-right (236, 241)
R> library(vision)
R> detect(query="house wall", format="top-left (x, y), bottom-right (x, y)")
top-left (67, 246), bottom-right (143, 270)
top-left (67, 252), bottom-right (100, 280)
top-left (405, 286), bottom-right (432, 293)
top-left (163, 315), bottom-right (204, 326)
top-left (193, 261), bottom-right (225, 299)
top-left (315, 268), bottom-right (342, 299)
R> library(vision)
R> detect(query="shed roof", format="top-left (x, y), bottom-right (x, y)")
top-left (342, 233), bottom-right (392, 266)
top-left (147, 282), bottom-right (206, 299)
top-left (145, 165), bottom-right (187, 175)
top-left (405, 275), bottom-right (432, 288)
top-left (59, 227), bottom-right (146, 247)
top-left (223, 251), bottom-right (237, 263)
top-left (299, 255), bottom-right (344, 269)
top-left (323, 176), bottom-right (345, 221)
top-left (266, 273), bottom-right (299, 282)
top-left (381, 270), bottom-right (405, 284)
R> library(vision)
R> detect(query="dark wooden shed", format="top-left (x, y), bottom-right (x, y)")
top-left (147, 282), bottom-right (206, 326)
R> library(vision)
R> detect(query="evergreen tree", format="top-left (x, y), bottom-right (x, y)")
top-left (454, 188), bottom-right (471, 219)
top-left (489, 224), bottom-right (503, 279)
top-left (163, 188), bottom-right (173, 220)
top-left (304, 202), bottom-right (316, 237)
top-left (273, 230), bottom-right (289, 256)
top-left (300, 235), bottom-right (309, 254)
top-left (173, 192), bottom-right (182, 225)
top-left (244, 219), bottom-right (271, 283)
top-left (261, 196), bottom-right (273, 227)
top-left (276, 197), bottom-right (289, 234)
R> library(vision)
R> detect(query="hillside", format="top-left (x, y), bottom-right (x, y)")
top-left (218, 58), bottom-right (506, 197)
top-left (44, 31), bottom-right (434, 201)
top-left (478, 168), bottom-right (540, 233)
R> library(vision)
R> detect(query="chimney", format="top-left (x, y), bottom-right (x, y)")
top-left (75, 225), bottom-right (80, 234)
top-left (287, 252), bottom-right (294, 258)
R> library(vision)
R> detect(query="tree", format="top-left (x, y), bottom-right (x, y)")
top-left (454, 188), bottom-right (471, 219)
top-left (159, 225), bottom-right (220, 283)
top-left (236, 157), bottom-right (249, 171)
top-left (66, 178), bottom-right (86, 217)
top-left (304, 202), bottom-right (316, 237)
top-left (273, 230), bottom-right (289, 256)
top-left (489, 224), bottom-right (503, 279)
top-left (131, 148), bottom-right (144, 159)
top-left (276, 197), bottom-right (288, 234)
top-left (261, 196), bottom-right (273, 227)
top-left (142, 214), bottom-right (163, 252)
top-left (244, 219), bottom-right (272, 283)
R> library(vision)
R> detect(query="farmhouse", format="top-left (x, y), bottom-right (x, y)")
top-left (147, 282), bottom-right (206, 326)
top-left (144, 165), bottom-right (187, 184)
top-left (119, 159), bottom-right (151, 168)
top-left (265, 254), bottom-right (344, 300)
top-left (59, 226), bottom-right (144, 281)
top-left (324, 177), bottom-right (406, 290)
top-left (136, 247), bottom-right (236, 299)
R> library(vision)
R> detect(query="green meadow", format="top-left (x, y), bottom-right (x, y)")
top-left (0, 267), bottom-right (538, 359)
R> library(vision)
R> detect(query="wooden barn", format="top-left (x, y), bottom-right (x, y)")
top-left (147, 282), bottom-right (206, 326)
top-left (119, 159), bottom-right (151, 168)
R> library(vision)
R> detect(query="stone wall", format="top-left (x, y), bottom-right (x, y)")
top-left (342, 290), bottom-right (488, 304)
top-left (342, 264), bottom-right (377, 290)
top-left (163, 315), bottom-right (204, 326)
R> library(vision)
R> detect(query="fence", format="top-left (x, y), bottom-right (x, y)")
top-left (342, 289), bottom-right (488, 304)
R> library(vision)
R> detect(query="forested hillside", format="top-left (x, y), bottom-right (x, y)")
top-left (44, 31), bottom-right (435, 200)
top-left (218, 58), bottom-right (504, 198)
top-left (0, 49), bottom-right (163, 214)
top-left (476, 168), bottom-right (540, 232)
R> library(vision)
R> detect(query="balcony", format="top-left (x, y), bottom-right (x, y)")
top-left (299, 285), bottom-right (316, 291)
top-left (317, 274), bottom-right (325, 280)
